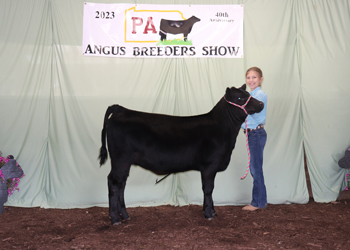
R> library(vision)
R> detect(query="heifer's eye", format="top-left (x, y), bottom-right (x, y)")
top-left (238, 97), bottom-right (241, 100)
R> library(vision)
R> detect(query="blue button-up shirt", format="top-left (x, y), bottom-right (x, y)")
top-left (241, 86), bottom-right (267, 129)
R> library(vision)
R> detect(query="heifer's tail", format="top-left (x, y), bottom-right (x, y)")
top-left (99, 105), bottom-right (117, 166)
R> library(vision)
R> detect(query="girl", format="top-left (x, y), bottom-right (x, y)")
top-left (242, 67), bottom-right (268, 211)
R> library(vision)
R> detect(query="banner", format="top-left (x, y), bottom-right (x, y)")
top-left (82, 3), bottom-right (244, 58)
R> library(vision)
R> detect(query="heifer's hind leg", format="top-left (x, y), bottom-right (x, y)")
top-left (108, 165), bottom-right (130, 225)
top-left (201, 171), bottom-right (217, 220)
top-left (118, 180), bottom-right (130, 220)
top-left (108, 173), bottom-right (121, 225)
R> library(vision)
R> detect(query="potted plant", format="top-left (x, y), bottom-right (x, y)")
top-left (0, 151), bottom-right (25, 214)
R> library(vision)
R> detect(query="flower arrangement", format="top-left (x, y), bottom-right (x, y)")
top-left (0, 151), bottom-right (25, 196)
top-left (345, 172), bottom-right (350, 191)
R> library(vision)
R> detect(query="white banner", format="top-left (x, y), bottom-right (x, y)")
top-left (82, 3), bottom-right (244, 58)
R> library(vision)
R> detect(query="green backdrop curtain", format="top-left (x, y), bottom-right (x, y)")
top-left (1, 0), bottom-right (349, 209)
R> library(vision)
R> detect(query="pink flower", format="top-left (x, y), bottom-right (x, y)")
top-left (0, 151), bottom-right (24, 196)
top-left (0, 170), bottom-right (4, 183)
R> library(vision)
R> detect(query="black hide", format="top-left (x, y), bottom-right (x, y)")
top-left (99, 84), bottom-right (264, 225)
top-left (159, 16), bottom-right (200, 41)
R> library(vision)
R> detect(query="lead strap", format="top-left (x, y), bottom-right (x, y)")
top-left (240, 119), bottom-right (250, 180)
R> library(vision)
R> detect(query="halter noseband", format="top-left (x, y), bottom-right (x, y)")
top-left (224, 95), bottom-right (252, 115)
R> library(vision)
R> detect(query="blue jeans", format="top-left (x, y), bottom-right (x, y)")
top-left (248, 128), bottom-right (267, 208)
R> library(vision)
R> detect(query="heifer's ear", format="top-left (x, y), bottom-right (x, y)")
top-left (239, 84), bottom-right (246, 91)
top-left (225, 87), bottom-right (235, 95)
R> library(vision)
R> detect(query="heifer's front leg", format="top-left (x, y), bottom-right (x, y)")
top-left (201, 172), bottom-right (217, 220)
top-left (159, 32), bottom-right (166, 41)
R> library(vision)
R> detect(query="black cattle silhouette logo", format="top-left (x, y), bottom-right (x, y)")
top-left (159, 16), bottom-right (200, 41)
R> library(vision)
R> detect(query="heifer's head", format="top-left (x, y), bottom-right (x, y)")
top-left (224, 84), bottom-right (264, 115)
top-left (190, 16), bottom-right (201, 23)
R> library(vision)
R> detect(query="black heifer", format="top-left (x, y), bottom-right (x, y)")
top-left (99, 84), bottom-right (264, 225)
top-left (159, 16), bottom-right (200, 41)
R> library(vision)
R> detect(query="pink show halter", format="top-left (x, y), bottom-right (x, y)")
top-left (224, 95), bottom-right (252, 180)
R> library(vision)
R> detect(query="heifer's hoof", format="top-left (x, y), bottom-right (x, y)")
top-left (122, 216), bottom-right (131, 221)
top-left (204, 215), bottom-right (217, 220)
top-left (119, 213), bottom-right (130, 221)
top-left (204, 214), bottom-right (214, 220)
top-left (204, 211), bottom-right (217, 220)
top-left (111, 218), bottom-right (121, 225)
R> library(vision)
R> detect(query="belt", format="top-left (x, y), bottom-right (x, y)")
top-left (244, 124), bottom-right (264, 134)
